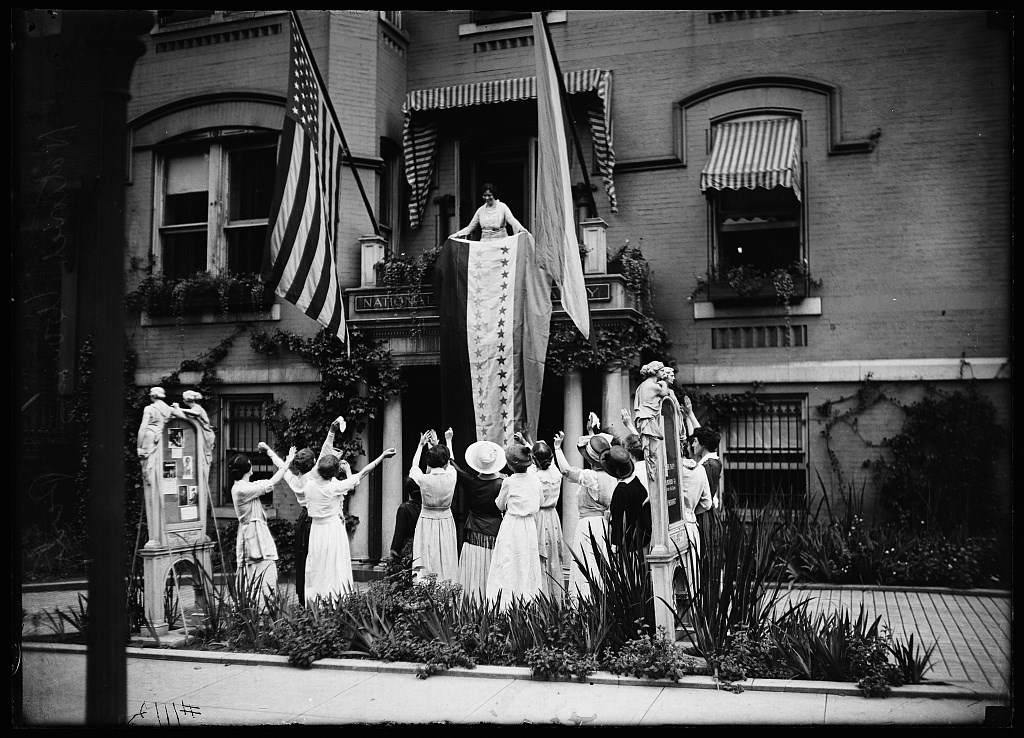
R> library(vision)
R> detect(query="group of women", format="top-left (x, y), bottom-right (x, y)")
top-left (228, 387), bottom-right (719, 610)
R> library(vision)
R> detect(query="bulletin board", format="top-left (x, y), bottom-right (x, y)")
top-left (160, 420), bottom-right (201, 527)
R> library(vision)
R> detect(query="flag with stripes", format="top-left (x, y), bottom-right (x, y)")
top-left (435, 234), bottom-right (550, 454)
top-left (261, 19), bottom-right (346, 341)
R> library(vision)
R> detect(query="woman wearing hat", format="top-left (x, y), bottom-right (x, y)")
top-left (485, 443), bottom-right (543, 610)
top-left (603, 445), bottom-right (652, 555)
top-left (552, 429), bottom-right (619, 601)
top-left (454, 440), bottom-right (506, 601)
top-left (229, 447), bottom-right (296, 605)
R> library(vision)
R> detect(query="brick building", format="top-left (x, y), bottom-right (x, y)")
top-left (24, 10), bottom-right (1011, 569)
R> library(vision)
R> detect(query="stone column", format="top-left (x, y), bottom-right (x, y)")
top-left (380, 392), bottom-right (403, 557)
top-left (350, 382), bottom-right (371, 561)
top-left (360, 234), bottom-right (388, 287)
top-left (560, 370), bottom-right (584, 571)
top-left (601, 360), bottom-right (630, 433)
top-left (580, 217), bottom-right (608, 275)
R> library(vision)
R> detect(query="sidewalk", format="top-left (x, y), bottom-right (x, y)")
top-left (16, 582), bottom-right (1013, 726)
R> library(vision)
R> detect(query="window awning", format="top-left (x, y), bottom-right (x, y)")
top-left (403, 69), bottom-right (617, 229)
top-left (700, 117), bottom-right (802, 201)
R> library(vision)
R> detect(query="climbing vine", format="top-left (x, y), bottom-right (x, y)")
top-left (545, 315), bottom-right (670, 375)
top-left (249, 326), bottom-right (405, 461)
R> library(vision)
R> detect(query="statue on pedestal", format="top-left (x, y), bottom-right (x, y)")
top-left (175, 390), bottom-right (215, 467)
top-left (136, 386), bottom-right (186, 547)
top-left (632, 361), bottom-right (682, 487)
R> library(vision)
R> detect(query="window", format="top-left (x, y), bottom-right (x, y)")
top-left (701, 116), bottom-right (805, 297)
top-left (722, 395), bottom-right (807, 510)
top-left (219, 396), bottom-right (277, 508)
top-left (378, 137), bottom-right (402, 240)
top-left (157, 132), bottom-right (277, 281)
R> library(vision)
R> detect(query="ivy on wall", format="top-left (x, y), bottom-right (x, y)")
top-left (249, 326), bottom-right (405, 460)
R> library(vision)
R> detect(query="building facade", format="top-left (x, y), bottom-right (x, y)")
top-left (111, 10), bottom-right (1010, 566)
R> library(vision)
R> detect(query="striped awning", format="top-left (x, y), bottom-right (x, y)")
top-left (403, 69), bottom-right (617, 229)
top-left (700, 117), bottom-right (802, 201)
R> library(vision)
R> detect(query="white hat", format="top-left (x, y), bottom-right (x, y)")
top-left (150, 386), bottom-right (166, 399)
top-left (465, 440), bottom-right (506, 475)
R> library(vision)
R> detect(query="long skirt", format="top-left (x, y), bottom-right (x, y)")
top-left (412, 508), bottom-right (459, 584)
top-left (678, 520), bottom-right (702, 596)
top-left (568, 515), bottom-right (610, 601)
top-left (486, 513), bottom-right (542, 610)
top-left (535, 506), bottom-right (566, 601)
top-left (238, 559), bottom-right (278, 608)
top-left (305, 516), bottom-right (353, 606)
top-left (457, 533), bottom-right (495, 603)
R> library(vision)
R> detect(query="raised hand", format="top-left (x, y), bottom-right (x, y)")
top-left (383, 448), bottom-right (397, 458)
top-left (444, 427), bottom-right (454, 444)
top-left (552, 431), bottom-right (565, 449)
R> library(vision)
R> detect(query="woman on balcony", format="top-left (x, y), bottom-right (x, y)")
top-left (451, 182), bottom-right (528, 241)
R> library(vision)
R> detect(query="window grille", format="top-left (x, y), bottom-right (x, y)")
top-left (722, 395), bottom-right (807, 510)
top-left (221, 396), bottom-right (276, 507)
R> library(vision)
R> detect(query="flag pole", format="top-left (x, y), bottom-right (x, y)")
top-left (538, 12), bottom-right (599, 219)
top-left (289, 10), bottom-right (380, 237)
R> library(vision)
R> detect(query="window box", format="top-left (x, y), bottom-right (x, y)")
top-left (707, 273), bottom-right (807, 306)
top-left (126, 272), bottom-right (275, 317)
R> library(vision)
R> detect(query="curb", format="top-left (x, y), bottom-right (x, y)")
top-left (21, 642), bottom-right (1006, 702)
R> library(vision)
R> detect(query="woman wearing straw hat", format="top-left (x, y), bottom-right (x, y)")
top-left (485, 443), bottom-right (543, 610)
top-left (552, 427), bottom-right (618, 601)
top-left (454, 439), bottom-right (506, 601)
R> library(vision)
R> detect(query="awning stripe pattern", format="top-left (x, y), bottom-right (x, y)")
top-left (700, 117), bottom-right (802, 201)
top-left (403, 69), bottom-right (617, 229)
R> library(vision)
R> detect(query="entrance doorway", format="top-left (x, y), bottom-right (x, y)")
top-left (458, 132), bottom-right (534, 236)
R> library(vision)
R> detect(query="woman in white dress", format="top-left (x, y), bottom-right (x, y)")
top-left (303, 446), bottom-right (396, 605)
top-left (485, 443), bottom-right (543, 610)
top-left (409, 428), bottom-right (459, 584)
top-left (525, 437), bottom-right (566, 602)
top-left (229, 448), bottom-right (295, 605)
top-left (452, 182), bottom-right (528, 241)
top-left (553, 430), bottom-right (618, 602)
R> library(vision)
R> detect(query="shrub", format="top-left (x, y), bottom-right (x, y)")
top-left (603, 627), bottom-right (710, 681)
top-left (526, 645), bottom-right (598, 681)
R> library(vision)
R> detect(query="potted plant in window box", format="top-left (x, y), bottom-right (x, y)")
top-left (707, 261), bottom-right (810, 306)
top-left (125, 271), bottom-right (275, 317)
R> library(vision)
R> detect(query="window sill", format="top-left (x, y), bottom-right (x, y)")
top-left (140, 303), bottom-right (280, 326)
top-left (706, 278), bottom-right (808, 306)
top-left (694, 296), bottom-right (821, 320)
top-left (458, 10), bottom-right (565, 36)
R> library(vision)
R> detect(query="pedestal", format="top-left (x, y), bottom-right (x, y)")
top-left (580, 217), bottom-right (608, 274)
top-left (360, 234), bottom-right (388, 287)
top-left (138, 541), bottom-right (214, 639)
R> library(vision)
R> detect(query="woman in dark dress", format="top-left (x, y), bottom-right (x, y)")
top-left (454, 440), bottom-right (506, 601)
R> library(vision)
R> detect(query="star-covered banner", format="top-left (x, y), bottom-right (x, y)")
top-left (435, 234), bottom-right (550, 454)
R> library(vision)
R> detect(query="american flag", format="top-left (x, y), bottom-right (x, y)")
top-left (261, 15), bottom-right (346, 341)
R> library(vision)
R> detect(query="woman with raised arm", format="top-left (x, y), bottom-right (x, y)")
top-left (409, 427), bottom-right (459, 583)
top-left (552, 427), bottom-right (618, 601)
top-left (303, 445), bottom-right (397, 604)
top-left (229, 446), bottom-right (295, 605)
top-left (454, 440), bottom-right (506, 601)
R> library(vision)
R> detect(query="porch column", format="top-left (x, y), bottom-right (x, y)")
top-left (360, 234), bottom-right (388, 287)
top-left (350, 381), bottom-right (371, 561)
top-left (601, 360), bottom-right (630, 433)
top-left (561, 370), bottom-right (584, 572)
top-left (380, 392), bottom-right (403, 558)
